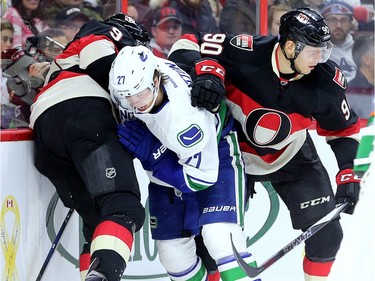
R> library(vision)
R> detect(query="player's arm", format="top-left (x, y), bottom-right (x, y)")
top-left (314, 68), bottom-right (361, 170)
top-left (117, 119), bottom-right (216, 192)
top-left (314, 66), bottom-right (361, 214)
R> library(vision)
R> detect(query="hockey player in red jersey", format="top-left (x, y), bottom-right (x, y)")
top-left (29, 14), bottom-right (150, 281)
top-left (168, 7), bottom-right (361, 281)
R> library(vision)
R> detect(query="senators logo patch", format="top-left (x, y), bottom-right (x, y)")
top-left (333, 67), bottom-right (347, 89)
top-left (245, 109), bottom-right (291, 147)
top-left (229, 35), bottom-right (253, 51)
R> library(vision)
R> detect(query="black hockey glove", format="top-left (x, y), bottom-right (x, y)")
top-left (335, 168), bottom-right (361, 214)
top-left (117, 120), bottom-right (173, 171)
top-left (190, 58), bottom-right (226, 113)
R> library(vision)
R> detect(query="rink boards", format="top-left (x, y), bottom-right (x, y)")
top-left (0, 128), bottom-right (347, 281)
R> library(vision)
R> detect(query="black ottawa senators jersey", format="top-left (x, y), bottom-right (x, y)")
top-left (169, 33), bottom-right (360, 175)
top-left (46, 19), bottom-right (140, 89)
top-left (72, 19), bottom-right (139, 54)
top-left (30, 19), bottom-right (140, 128)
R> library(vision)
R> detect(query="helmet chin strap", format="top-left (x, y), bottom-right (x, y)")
top-left (280, 42), bottom-right (304, 75)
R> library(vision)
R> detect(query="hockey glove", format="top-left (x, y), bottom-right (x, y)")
top-left (335, 168), bottom-right (361, 214)
top-left (117, 120), bottom-right (173, 171)
top-left (190, 58), bottom-right (226, 113)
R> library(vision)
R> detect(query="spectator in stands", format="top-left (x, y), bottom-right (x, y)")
top-left (54, 7), bottom-right (90, 42)
top-left (208, 0), bottom-right (222, 25)
top-left (353, 5), bottom-right (374, 32)
top-left (289, 0), bottom-right (325, 12)
top-left (322, 0), bottom-right (358, 82)
top-left (42, 0), bottom-right (102, 27)
top-left (126, 3), bottom-right (140, 20)
top-left (268, 4), bottom-right (291, 36)
top-left (219, 0), bottom-right (256, 34)
top-left (347, 35), bottom-right (374, 118)
top-left (102, 0), bottom-right (154, 33)
top-left (150, 6), bottom-right (182, 59)
top-left (1, 18), bottom-right (14, 107)
top-left (1, 18), bottom-right (14, 51)
top-left (2, 0), bottom-right (49, 48)
top-left (2, 29), bottom-right (68, 128)
top-left (82, 0), bottom-right (103, 16)
top-left (159, 0), bottom-right (219, 35)
top-left (0, 19), bottom-right (28, 129)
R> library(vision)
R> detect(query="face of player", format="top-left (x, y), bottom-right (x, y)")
top-left (126, 77), bottom-right (162, 113)
top-left (294, 44), bottom-right (332, 74)
top-left (1, 29), bottom-right (13, 51)
top-left (126, 88), bottom-right (154, 112)
top-left (41, 35), bottom-right (68, 59)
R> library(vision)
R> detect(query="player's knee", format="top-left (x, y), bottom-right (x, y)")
top-left (202, 223), bottom-right (247, 261)
top-left (98, 191), bottom-right (145, 232)
top-left (305, 219), bottom-right (343, 261)
top-left (157, 237), bottom-right (197, 273)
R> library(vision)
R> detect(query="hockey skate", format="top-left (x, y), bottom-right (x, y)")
top-left (85, 258), bottom-right (108, 281)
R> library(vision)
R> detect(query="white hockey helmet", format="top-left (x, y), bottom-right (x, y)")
top-left (109, 45), bottom-right (160, 113)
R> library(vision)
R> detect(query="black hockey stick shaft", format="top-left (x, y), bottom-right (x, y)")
top-left (231, 202), bottom-right (350, 278)
top-left (35, 208), bottom-right (74, 281)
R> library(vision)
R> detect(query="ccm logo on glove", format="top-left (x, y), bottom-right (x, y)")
top-left (195, 59), bottom-right (225, 78)
top-left (336, 170), bottom-right (361, 184)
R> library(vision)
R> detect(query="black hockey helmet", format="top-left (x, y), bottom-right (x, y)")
top-left (104, 13), bottom-right (150, 46)
top-left (278, 8), bottom-right (332, 73)
top-left (279, 7), bottom-right (331, 48)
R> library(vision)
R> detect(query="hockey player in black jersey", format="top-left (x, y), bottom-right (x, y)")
top-left (168, 7), bottom-right (361, 281)
top-left (30, 14), bottom-right (150, 281)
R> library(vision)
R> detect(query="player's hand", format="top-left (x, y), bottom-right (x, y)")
top-left (335, 168), bottom-right (361, 214)
top-left (28, 62), bottom-right (50, 79)
top-left (190, 58), bottom-right (226, 113)
top-left (117, 120), bottom-right (172, 171)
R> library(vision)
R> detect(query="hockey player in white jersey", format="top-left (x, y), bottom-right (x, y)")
top-left (109, 45), bottom-right (260, 281)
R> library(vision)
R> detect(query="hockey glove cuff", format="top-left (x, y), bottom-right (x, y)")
top-left (335, 168), bottom-right (361, 214)
top-left (190, 58), bottom-right (226, 113)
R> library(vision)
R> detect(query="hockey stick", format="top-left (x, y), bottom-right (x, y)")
top-left (35, 208), bottom-right (74, 281)
top-left (231, 202), bottom-right (350, 278)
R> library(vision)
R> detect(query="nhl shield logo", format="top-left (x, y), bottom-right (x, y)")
top-left (106, 167), bottom-right (116, 179)
top-left (230, 35), bottom-right (254, 51)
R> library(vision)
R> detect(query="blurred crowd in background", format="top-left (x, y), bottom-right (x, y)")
top-left (1, 0), bottom-right (374, 129)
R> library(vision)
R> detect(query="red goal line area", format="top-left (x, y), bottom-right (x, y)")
top-left (0, 119), bottom-right (369, 142)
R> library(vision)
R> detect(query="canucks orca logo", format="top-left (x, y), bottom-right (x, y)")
top-left (178, 124), bottom-right (204, 147)
top-left (138, 51), bottom-right (148, 62)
